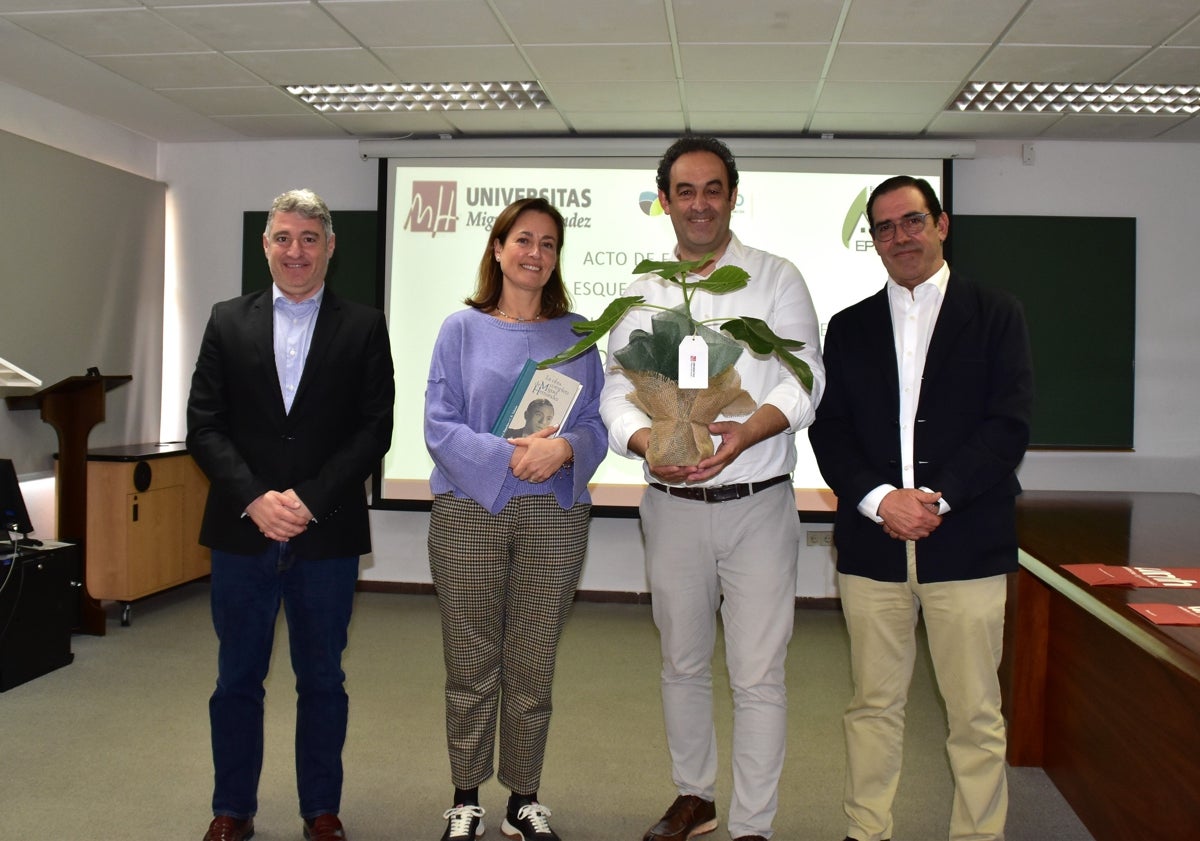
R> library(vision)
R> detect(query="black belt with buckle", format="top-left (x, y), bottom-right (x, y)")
top-left (648, 473), bottom-right (792, 504)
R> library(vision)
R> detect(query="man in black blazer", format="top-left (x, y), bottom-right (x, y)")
top-left (809, 176), bottom-right (1032, 841)
top-left (187, 189), bottom-right (394, 841)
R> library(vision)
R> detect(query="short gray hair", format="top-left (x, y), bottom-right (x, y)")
top-left (264, 188), bottom-right (333, 240)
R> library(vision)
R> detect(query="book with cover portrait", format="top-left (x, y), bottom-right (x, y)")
top-left (491, 359), bottom-right (583, 439)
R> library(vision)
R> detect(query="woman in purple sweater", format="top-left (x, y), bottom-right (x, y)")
top-left (424, 197), bottom-right (607, 841)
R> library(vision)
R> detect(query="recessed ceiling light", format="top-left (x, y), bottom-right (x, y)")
top-left (952, 82), bottom-right (1200, 115)
top-left (285, 81), bottom-right (552, 113)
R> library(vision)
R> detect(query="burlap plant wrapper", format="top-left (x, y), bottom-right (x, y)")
top-left (619, 365), bottom-right (758, 467)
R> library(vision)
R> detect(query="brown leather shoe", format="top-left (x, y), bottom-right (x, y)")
top-left (203, 815), bottom-right (254, 841)
top-left (304, 813), bottom-right (348, 841)
top-left (643, 795), bottom-right (718, 841)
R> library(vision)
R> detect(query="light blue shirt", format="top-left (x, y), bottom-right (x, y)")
top-left (272, 285), bottom-right (323, 414)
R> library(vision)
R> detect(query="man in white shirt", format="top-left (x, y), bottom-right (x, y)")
top-left (600, 136), bottom-right (825, 841)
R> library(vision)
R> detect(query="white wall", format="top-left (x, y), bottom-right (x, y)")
top-left (6, 96), bottom-right (1198, 596)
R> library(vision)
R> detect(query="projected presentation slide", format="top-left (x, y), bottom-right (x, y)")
top-left (382, 159), bottom-right (941, 506)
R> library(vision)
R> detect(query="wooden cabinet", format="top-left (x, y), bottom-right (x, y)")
top-left (85, 444), bottom-right (209, 620)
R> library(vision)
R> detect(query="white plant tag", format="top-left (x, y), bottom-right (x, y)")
top-left (678, 335), bottom-right (709, 389)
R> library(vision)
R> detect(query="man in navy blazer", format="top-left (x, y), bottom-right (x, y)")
top-left (187, 189), bottom-right (394, 841)
top-left (809, 176), bottom-right (1032, 841)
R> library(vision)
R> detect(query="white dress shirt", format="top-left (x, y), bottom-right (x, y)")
top-left (857, 262), bottom-right (952, 521)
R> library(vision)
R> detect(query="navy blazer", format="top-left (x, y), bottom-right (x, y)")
top-left (809, 272), bottom-right (1033, 583)
top-left (186, 288), bottom-right (395, 560)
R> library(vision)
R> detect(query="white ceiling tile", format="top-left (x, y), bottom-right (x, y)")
top-left (974, 45), bottom-right (1149, 82)
top-left (827, 44), bottom-right (989, 83)
top-left (493, 0), bottom-right (668, 44)
top-left (817, 81), bottom-right (961, 113)
top-left (374, 46), bottom-right (533, 81)
top-left (156, 85), bottom-right (311, 116)
top-left (93, 52), bottom-right (263, 89)
top-left (672, 0), bottom-right (843, 43)
top-left (155, 2), bottom-right (357, 51)
top-left (0, 0), bottom-right (138, 9)
top-left (1167, 16), bottom-right (1200, 47)
top-left (319, 109), bottom-right (459, 136)
top-left (0, 0), bottom-right (1197, 142)
top-left (679, 44), bottom-right (827, 82)
top-left (684, 81), bottom-right (817, 112)
top-left (442, 108), bottom-right (570, 133)
top-left (1004, 0), bottom-right (1200, 46)
top-left (324, 0), bottom-right (508, 47)
top-left (5, 7), bottom-right (208, 54)
top-left (1042, 112), bottom-right (1192, 139)
top-left (525, 45), bottom-right (675, 83)
top-left (568, 111), bottom-right (686, 133)
top-left (207, 113), bottom-right (349, 138)
top-left (686, 111), bottom-right (813, 132)
top-left (541, 80), bottom-right (680, 111)
top-left (1116, 47), bottom-right (1200, 83)
top-left (840, 0), bottom-right (1027, 43)
top-left (230, 48), bottom-right (393, 86)
top-left (926, 110), bottom-right (1063, 137)
top-left (1156, 115), bottom-right (1200, 139)
top-left (809, 112), bottom-right (938, 134)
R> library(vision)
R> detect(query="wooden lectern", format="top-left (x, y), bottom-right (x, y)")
top-left (6, 373), bottom-right (132, 635)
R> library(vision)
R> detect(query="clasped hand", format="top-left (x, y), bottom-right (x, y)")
top-left (247, 489), bottom-right (313, 542)
top-left (509, 427), bottom-right (572, 483)
top-left (878, 488), bottom-right (943, 541)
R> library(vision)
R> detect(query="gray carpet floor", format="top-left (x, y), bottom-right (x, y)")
top-left (0, 584), bottom-right (1095, 841)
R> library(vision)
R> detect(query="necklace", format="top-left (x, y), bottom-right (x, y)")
top-left (494, 306), bottom-right (541, 323)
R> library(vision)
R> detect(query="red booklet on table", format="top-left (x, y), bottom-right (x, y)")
top-left (1062, 564), bottom-right (1200, 588)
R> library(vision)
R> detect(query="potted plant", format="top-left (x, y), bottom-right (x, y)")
top-left (538, 254), bottom-right (814, 466)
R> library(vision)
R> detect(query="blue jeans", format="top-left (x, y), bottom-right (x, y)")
top-left (209, 544), bottom-right (358, 820)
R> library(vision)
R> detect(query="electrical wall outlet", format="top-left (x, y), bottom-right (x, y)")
top-left (806, 529), bottom-right (833, 547)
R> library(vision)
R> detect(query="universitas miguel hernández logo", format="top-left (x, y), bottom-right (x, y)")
top-left (405, 181), bottom-right (457, 237)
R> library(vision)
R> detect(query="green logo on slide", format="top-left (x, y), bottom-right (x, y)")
top-left (841, 187), bottom-right (870, 248)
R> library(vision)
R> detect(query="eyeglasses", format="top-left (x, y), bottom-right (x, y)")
top-left (871, 212), bottom-right (931, 242)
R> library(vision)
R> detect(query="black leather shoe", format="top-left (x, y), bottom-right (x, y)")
top-left (203, 816), bottom-right (254, 841)
top-left (643, 795), bottom-right (718, 841)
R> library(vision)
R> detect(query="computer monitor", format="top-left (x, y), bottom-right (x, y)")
top-left (0, 459), bottom-right (35, 538)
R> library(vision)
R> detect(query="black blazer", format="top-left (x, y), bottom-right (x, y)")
top-left (186, 288), bottom-right (395, 560)
top-left (809, 273), bottom-right (1033, 583)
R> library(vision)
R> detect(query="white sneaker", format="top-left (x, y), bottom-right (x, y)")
top-left (441, 804), bottom-right (485, 840)
top-left (500, 802), bottom-right (559, 841)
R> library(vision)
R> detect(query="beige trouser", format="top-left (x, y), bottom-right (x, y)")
top-left (839, 542), bottom-right (1008, 841)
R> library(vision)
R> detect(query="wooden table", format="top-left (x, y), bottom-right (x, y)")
top-left (1005, 490), bottom-right (1200, 840)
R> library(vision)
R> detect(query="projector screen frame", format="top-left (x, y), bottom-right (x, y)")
top-left (369, 138), bottom-right (961, 515)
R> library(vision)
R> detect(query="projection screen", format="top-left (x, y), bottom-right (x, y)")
top-left (368, 138), bottom-right (962, 510)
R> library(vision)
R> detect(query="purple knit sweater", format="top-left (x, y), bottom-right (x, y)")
top-left (424, 307), bottom-right (607, 515)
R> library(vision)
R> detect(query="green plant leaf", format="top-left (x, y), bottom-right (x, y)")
top-left (721, 316), bottom-right (813, 391)
top-left (632, 253), bottom-right (712, 279)
top-left (692, 265), bottom-right (750, 295)
top-left (536, 295), bottom-right (644, 368)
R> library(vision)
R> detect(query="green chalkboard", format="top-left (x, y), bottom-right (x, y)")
top-left (241, 210), bottom-right (381, 309)
top-left (948, 215), bottom-right (1134, 449)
